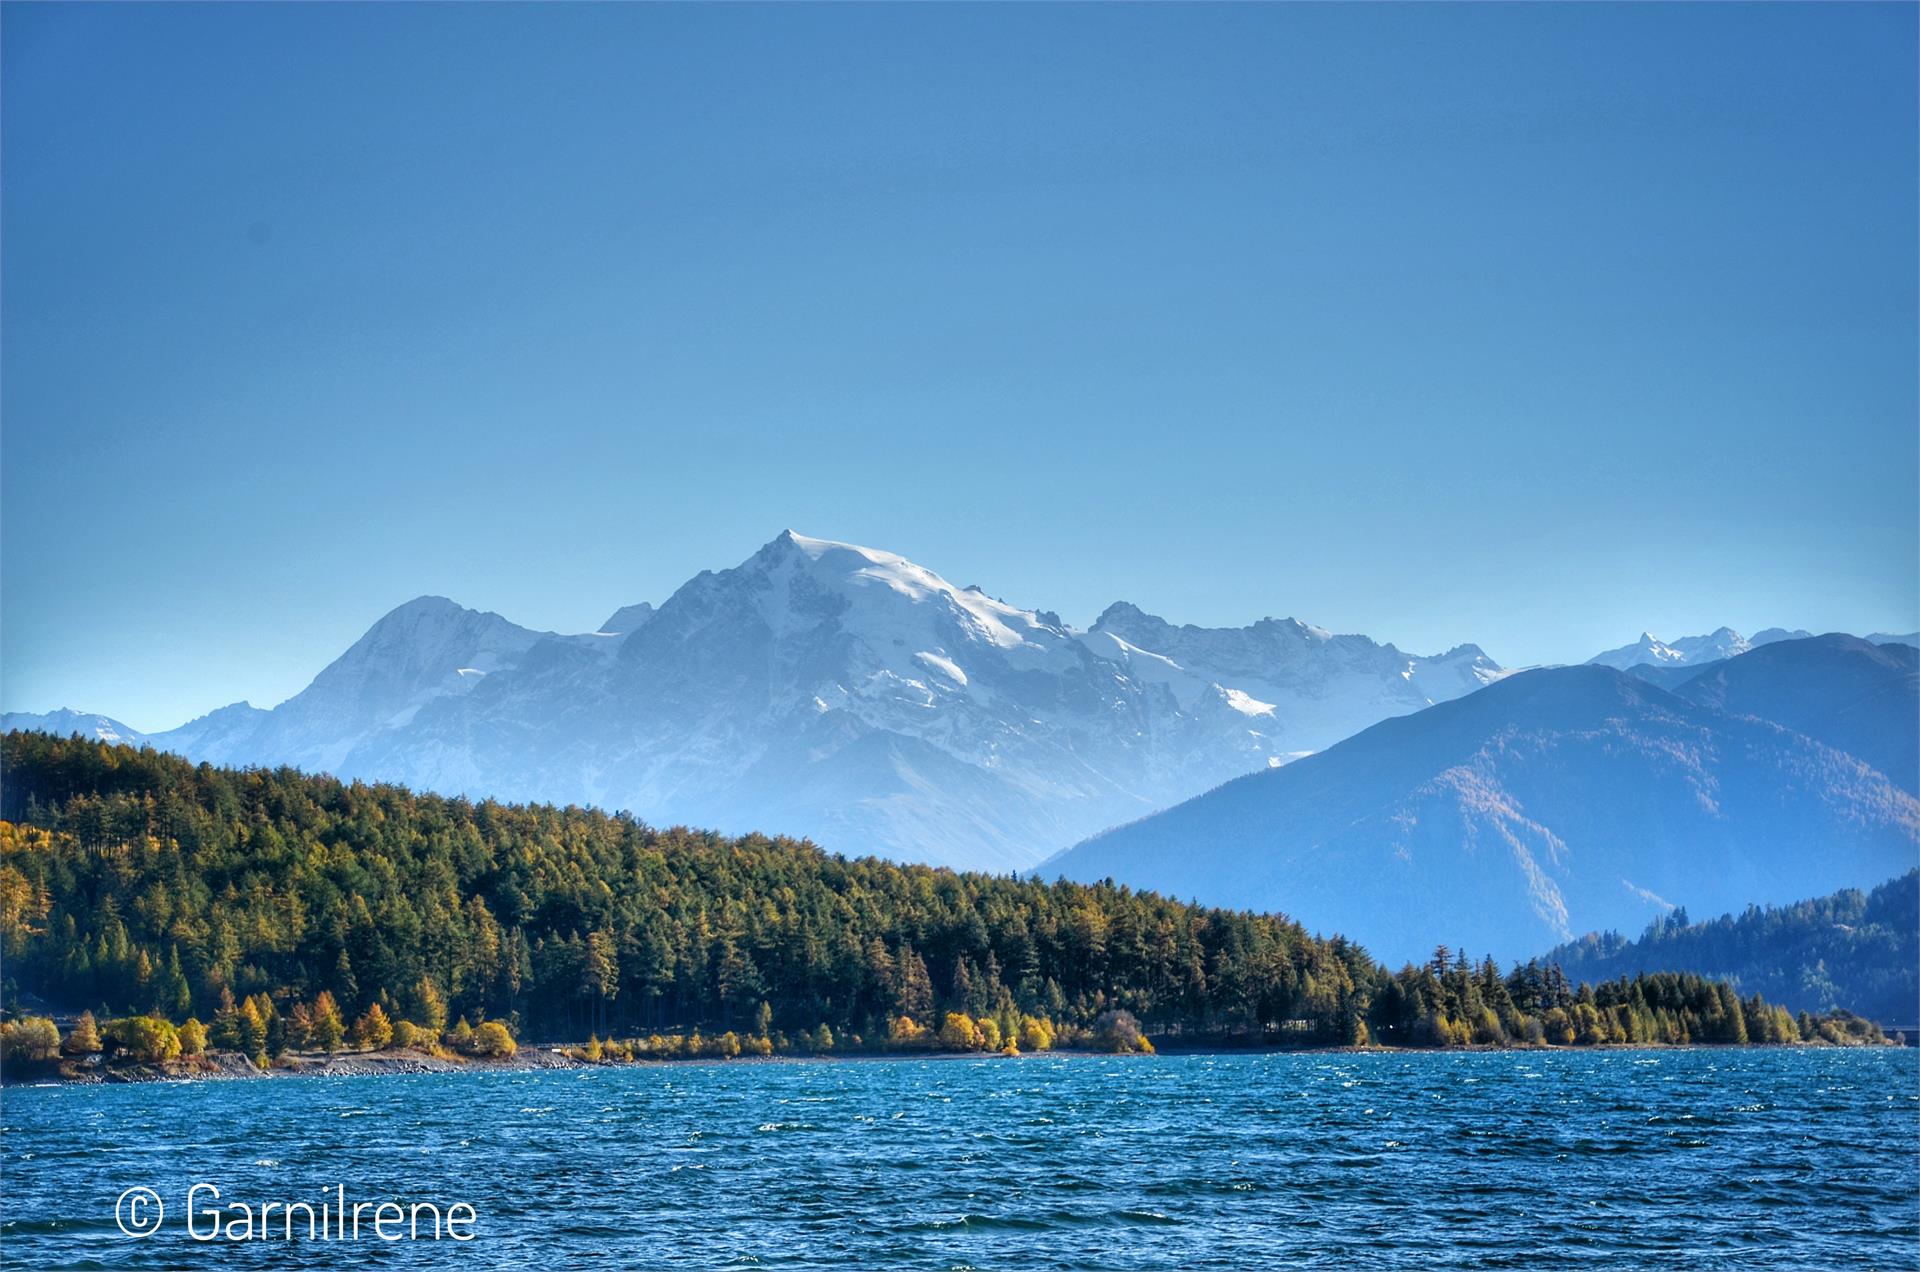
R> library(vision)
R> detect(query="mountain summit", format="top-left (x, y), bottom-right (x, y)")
top-left (154, 595), bottom-right (560, 774)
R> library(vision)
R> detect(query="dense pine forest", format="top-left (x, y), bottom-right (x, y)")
top-left (0, 733), bottom-right (1882, 1065)
top-left (1543, 872), bottom-right (1918, 1025)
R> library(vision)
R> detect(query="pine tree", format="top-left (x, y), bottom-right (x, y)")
top-left (311, 991), bottom-right (346, 1054)
top-left (246, 993), bottom-right (280, 1056)
top-left (333, 951), bottom-right (358, 1011)
top-left (350, 1003), bottom-right (394, 1051)
top-left (287, 1001), bottom-right (316, 1050)
top-left (238, 996), bottom-right (268, 1059)
top-left (583, 930), bottom-right (619, 1034)
top-left (413, 976), bottom-right (448, 1035)
top-left (896, 946), bottom-right (934, 1021)
top-left (210, 987), bottom-right (242, 1051)
top-left (950, 956), bottom-right (974, 1013)
top-left (62, 1010), bottom-right (102, 1055)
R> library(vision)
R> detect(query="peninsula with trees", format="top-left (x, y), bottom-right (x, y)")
top-left (0, 734), bottom-right (1888, 1082)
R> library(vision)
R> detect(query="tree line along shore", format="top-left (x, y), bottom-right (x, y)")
top-left (0, 732), bottom-right (1891, 1085)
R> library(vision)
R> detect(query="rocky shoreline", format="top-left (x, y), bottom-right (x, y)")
top-left (5, 1042), bottom-right (1055, 1086)
top-left (12, 1034), bottom-right (1901, 1088)
top-left (6, 1044), bottom-right (590, 1085)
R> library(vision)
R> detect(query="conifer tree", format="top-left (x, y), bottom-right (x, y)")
top-left (238, 996), bottom-right (268, 1058)
top-left (311, 991), bottom-right (346, 1054)
top-left (350, 1003), bottom-right (394, 1051)
top-left (210, 988), bottom-right (242, 1051)
top-left (413, 976), bottom-right (448, 1035)
top-left (62, 1010), bottom-right (101, 1055)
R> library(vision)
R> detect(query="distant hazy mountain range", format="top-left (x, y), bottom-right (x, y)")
top-left (1588, 626), bottom-right (1917, 671)
top-left (1, 532), bottom-right (1508, 871)
top-left (1047, 635), bottom-right (1920, 964)
top-left (0, 710), bottom-right (150, 750)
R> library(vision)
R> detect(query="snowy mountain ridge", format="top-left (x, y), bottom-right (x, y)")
top-left (1587, 627), bottom-right (1753, 669)
top-left (3, 531), bottom-right (1519, 870)
top-left (8, 532), bottom-right (1908, 871)
top-left (1587, 625), bottom-right (1918, 671)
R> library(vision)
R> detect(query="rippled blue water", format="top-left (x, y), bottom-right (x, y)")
top-left (3, 1048), bottom-right (1915, 1269)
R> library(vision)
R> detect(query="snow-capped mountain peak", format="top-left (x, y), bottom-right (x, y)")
top-left (756, 531), bottom-right (1062, 653)
top-left (1588, 627), bottom-right (1753, 670)
top-left (304, 595), bottom-right (548, 706)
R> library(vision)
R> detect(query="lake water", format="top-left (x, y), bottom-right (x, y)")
top-left (3, 1048), bottom-right (1915, 1269)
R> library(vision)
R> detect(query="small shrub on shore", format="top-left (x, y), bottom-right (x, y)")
top-left (940, 1012), bottom-right (983, 1050)
top-left (1093, 1010), bottom-right (1153, 1055)
top-left (1019, 1016), bottom-right (1055, 1051)
top-left (1813, 1010), bottom-right (1886, 1046)
top-left (2, 1016), bottom-right (61, 1065)
top-left (471, 1021), bottom-right (516, 1058)
top-left (108, 1015), bottom-right (182, 1064)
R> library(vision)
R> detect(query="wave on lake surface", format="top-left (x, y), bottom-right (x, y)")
top-left (3, 1048), bottom-right (1914, 1268)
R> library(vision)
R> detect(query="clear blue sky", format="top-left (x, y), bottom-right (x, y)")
top-left (4, 3), bottom-right (1915, 732)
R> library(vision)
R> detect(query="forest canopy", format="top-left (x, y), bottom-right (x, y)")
top-left (0, 733), bottom-right (1874, 1055)
top-left (1542, 872), bottom-right (1917, 1024)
